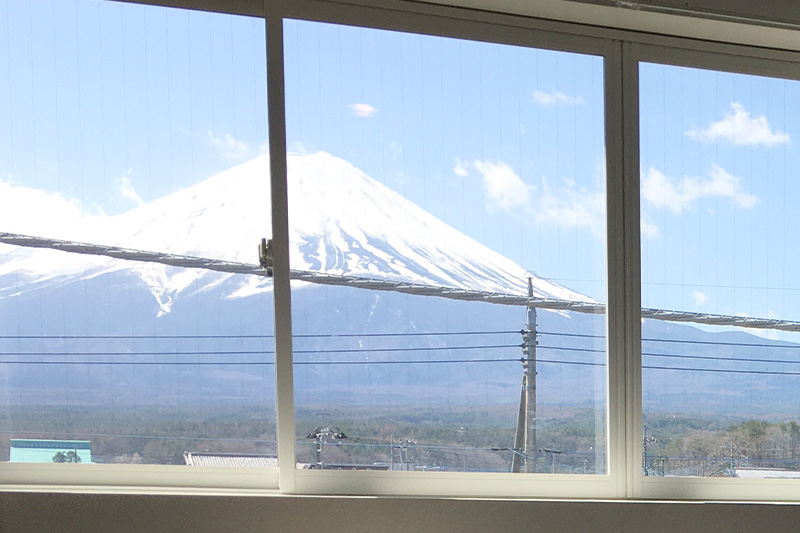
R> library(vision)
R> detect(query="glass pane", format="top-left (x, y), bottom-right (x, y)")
top-left (640, 62), bottom-right (800, 478)
top-left (285, 20), bottom-right (607, 473)
top-left (0, 0), bottom-right (275, 467)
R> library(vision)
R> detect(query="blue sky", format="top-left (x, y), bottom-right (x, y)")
top-left (283, 19), bottom-right (607, 301)
top-left (640, 63), bottom-right (800, 328)
top-left (0, 0), bottom-right (267, 212)
top-left (2, 0), bottom-right (799, 327)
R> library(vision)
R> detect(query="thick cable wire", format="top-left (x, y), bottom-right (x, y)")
top-left (5, 232), bottom-right (800, 331)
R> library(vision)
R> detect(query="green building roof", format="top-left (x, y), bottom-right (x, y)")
top-left (10, 439), bottom-right (93, 464)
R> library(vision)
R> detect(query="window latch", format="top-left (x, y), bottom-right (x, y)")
top-left (258, 238), bottom-right (273, 276)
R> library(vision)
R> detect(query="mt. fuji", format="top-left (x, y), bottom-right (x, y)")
top-left (0, 151), bottom-right (604, 409)
top-left (3, 153), bottom-right (797, 416)
top-left (0, 151), bottom-right (589, 314)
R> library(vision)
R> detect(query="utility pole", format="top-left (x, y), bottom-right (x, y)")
top-left (512, 380), bottom-right (526, 473)
top-left (306, 426), bottom-right (347, 469)
top-left (314, 434), bottom-right (323, 469)
top-left (729, 441), bottom-right (735, 477)
top-left (523, 301), bottom-right (537, 473)
top-left (643, 424), bottom-right (657, 476)
top-left (512, 277), bottom-right (538, 473)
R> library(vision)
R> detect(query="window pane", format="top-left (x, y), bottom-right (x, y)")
top-left (640, 62), bottom-right (800, 478)
top-left (285, 20), bottom-right (607, 473)
top-left (0, 0), bottom-right (275, 467)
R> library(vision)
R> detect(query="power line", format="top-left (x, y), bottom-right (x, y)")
top-left (0, 344), bottom-right (519, 357)
top-left (518, 345), bottom-right (800, 367)
top-left (538, 345), bottom-right (604, 354)
top-left (1, 428), bottom-right (601, 458)
top-left (297, 440), bottom-right (599, 455)
top-left (541, 330), bottom-right (800, 350)
top-left (0, 330), bottom-right (519, 340)
top-left (537, 331), bottom-right (604, 340)
top-left (542, 359), bottom-right (800, 376)
top-left (642, 351), bottom-right (800, 366)
top-left (540, 345), bottom-right (800, 366)
top-left (0, 360), bottom-right (274, 365)
top-left (301, 344), bottom-right (517, 354)
top-left (296, 357), bottom-right (521, 365)
top-left (541, 344), bottom-right (800, 366)
top-left (641, 365), bottom-right (800, 377)
top-left (6, 330), bottom-right (800, 355)
top-left (539, 359), bottom-right (603, 367)
top-left (642, 337), bottom-right (800, 350)
top-left (0, 334), bottom-right (274, 340)
top-left (7, 343), bottom-right (800, 367)
top-left (4, 350), bottom-right (273, 357)
top-left (295, 330), bottom-right (520, 338)
top-left (0, 357), bottom-right (522, 366)
top-left (8, 357), bottom-right (800, 377)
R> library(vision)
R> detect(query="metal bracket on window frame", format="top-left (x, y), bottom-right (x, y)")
top-left (258, 237), bottom-right (274, 276)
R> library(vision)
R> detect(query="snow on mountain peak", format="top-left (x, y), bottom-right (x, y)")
top-left (0, 152), bottom-right (591, 306)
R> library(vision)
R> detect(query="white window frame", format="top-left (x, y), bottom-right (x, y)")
top-left (0, 0), bottom-right (280, 494)
top-left (268, 0), bottom-right (626, 499)
top-left (3, 0), bottom-right (800, 502)
top-left (627, 39), bottom-right (800, 502)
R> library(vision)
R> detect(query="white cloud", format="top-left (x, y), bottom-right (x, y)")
top-left (349, 103), bottom-right (378, 118)
top-left (705, 166), bottom-right (758, 208)
top-left (0, 179), bottom-right (102, 241)
top-left (536, 179), bottom-right (605, 237)
top-left (685, 102), bottom-right (789, 146)
top-left (203, 130), bottom-right (252, 160)
top-left (692, 290), bottom-right (708, 306)
top-left (467, 159), bottom-right (605, 237)
top-left (641, 218), bottom-right (659, 239)
top-left (472, 160), bottom-right (531, 212)
top-left (642, 165), bottom-right (758, 214)
top-left (642, 167), bottom-right (686, 214)
top-left (117, 175), bottom-right (143, 207)
top-left (453, 158), bottom-right (469, 177)
top-left (533, 90), bottom-right (583, 106)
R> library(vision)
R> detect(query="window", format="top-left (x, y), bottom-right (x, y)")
top-left (284, 19), bottom-right (608, 476)
top-left (3, 0), bottom-right (800, 502)
top-left (635, 46), bottom-right (800, 500)
top-left (640, 61), bottom-right (800, 477)
top-left (0, 0), bottom-right (277, 487)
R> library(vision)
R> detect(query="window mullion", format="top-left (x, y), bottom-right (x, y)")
top-left (603, 39), bottom-right (631, 498)
top-left (621, 41), bottom-right (643, 499)
top-left (266, 13), bottom-right (297, 494)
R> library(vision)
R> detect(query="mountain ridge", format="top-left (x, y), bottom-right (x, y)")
top-left (0, 152), bottom-right (590, 314)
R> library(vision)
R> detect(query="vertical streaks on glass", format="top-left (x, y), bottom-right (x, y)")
top-left (640, 62), bottom-right (800, 478)
top-left (285, 20), bottom-right (607, 474)
top-left (0, 0), bottom-right (275, 467)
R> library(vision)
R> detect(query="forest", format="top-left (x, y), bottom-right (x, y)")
top-left (4, 405), bottom-right (800, 476)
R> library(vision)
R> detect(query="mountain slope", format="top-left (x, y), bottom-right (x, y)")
top-left (0, 152), bottom-right (590, 311)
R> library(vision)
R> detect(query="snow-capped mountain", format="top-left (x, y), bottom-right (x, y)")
top-left (4, 153), bottom-right (800, 417)
top-left (0, 151), bottom-right (589, 313)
